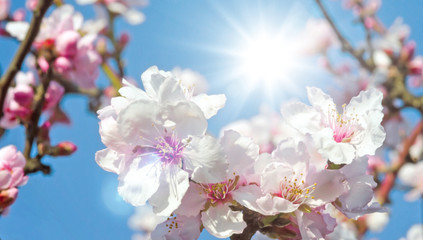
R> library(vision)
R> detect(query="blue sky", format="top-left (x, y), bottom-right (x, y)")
top-left (0, 0), bottom-right (422, 239)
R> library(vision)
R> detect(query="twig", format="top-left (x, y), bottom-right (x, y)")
top-left (23, 67), bottom-right (53, 174)
top-left (0, 0), bottom-right (53, 120)
top-left (315, 0), bottom-right (374, 72)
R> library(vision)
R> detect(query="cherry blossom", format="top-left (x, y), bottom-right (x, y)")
top-left (0, 145), bottom-right (28, 190)
top-left (0, 0), bottom-right (10, 21)
top-left (253, 139), bottom-right (346, 215)
top-left (282, 87), bottom-right (385, 165)
top-left (96, 67), bottom-right (228, 216)
top-left (174, 130), bottom-right (261, 238)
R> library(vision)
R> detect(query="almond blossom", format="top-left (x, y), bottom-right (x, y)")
top-left (174, 130), bottom-right (261, 238)
top-left (282, 87), bottom-right (385, 165)
top-left (253, 139), bottom-right (346, 216)
top-left (96, 67), bottom-right (228, 216)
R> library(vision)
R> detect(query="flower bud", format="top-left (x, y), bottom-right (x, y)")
top-left (12, 8), bottom-right (25, 21)
top-left (0, 188), bottom-right (18, 213)
top-left (54, 56), bottom-right (72, 73)
top-left (37, 56), bottom-right (50, 72)
top-left (55, 30), bottom-right (80, 58)
top-left (119, 32), bottom-right (130, 47)
top-left (50, 141), bottom-right (77, 156)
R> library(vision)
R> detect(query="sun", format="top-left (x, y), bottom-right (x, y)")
top-left (237, 31), bottom-right (300, 86)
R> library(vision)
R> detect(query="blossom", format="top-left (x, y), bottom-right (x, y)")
top-left (282, 87), bottom-right (385, 165)
top-left (0, 0), bottom-right (10, 21)
top-left (0, 188), bottom-right (18, 215)
top-left (400, 224), bottom-right (423, 240)
top-left (174, 130), bottom-right (261, 238)
top-left (150, 214), bottom-right (202, 240)
top-left (128, 204), bottom-right (167, 233)
top-left (76, 0), bottom-right (148, 25)
top-left (253, 139), bottom-right (346, 215)
top-left (33, 5), bottom-right (101, 89)
top-left (334, 157), bottom-right (384, 219)
top-left (301, 19), bottom-right (339, 54)
top-left (171, 67), bottom-right (209, 96)
top-left (0, 145), bottom-right (28, 190)
top-left (398, 161), bottom-right (423, 201)
top-left (96, 67), bottom-right (228, 216)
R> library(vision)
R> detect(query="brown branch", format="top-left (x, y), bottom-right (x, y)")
top-left (315, 0), bottom-right (374, 72)
top-left (0, 0), bottom-right (53, 120)
top-left (23, 68), bottom-right (53, 175)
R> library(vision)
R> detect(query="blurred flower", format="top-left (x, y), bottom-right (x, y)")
top-left (398, 161), bottom-right (423, 201)
top-left (0, 0), bottom-right (10, 21)
top-left (400, 224), bottom-right (423, 240)
top-left (0, 145), bottom-right (28, 190)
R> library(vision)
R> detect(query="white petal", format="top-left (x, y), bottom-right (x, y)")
top-left (314, 128), bottom-right (355, 164)
top-left (76, 0), bottom-right (96, 4)
top-left (201, 203), bottom-right (246, 238)
top-left (123, 9), bottom-right (145, 25)
top-left (95, 148), bottom-right (124, 174)
top-left (5, 22), bottom-right (30, 41)
top-left (256, 193), bottom-right (298, 215)
top-left (306, 87), bottom-right (336, 112)
top-left (281, 101), bottom-right (321, 134)
top-left (232, 185), bottom-right (263, 213)
top-left (166, 101), bottom-right (207, 139)
top-left (183, 135), bottom-right (227, 183)
top-left (191, 94), bottom-right (226, 119)
top-left (107, 2), bottom-right (127, 14)
top-left (220, 130), bottom-right (258, 176)
top-left (174, 182), bottom-right (207, 217)
top-left (149, 165), bottom-right (189, 216)
top-left (117, 156), bottom-right (161, 206)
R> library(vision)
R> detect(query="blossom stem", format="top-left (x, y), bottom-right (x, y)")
top-left (23, 64), bottom-right (53, 175)
top-left (315, 0), bottom-right (374, 72)
top-left (0, 0), bottom-right (53, 120)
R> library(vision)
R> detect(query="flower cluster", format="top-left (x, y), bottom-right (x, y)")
top-left (98, 66), bottom-right (386, 239)
top-left (0, 146), bottom-right (28, 215)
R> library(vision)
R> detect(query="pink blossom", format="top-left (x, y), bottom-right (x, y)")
top-left (55, 30), bottom-right (80, 57)
top-left (1, 77), bottom-right (34, 128)
top-left (12, 9), bottom-right (26, 21)
top-left (0, 187), bottom-right (18, 215)
top-left (0, 0), bottom-right (10, 21)
top-left (253, 139), bottom-right (346, 216)
top-left (43, 81), bottom-right (65, 111)
top-left (26, 0), bottom-right (38, 11)
top-left (175, 130), bottom-right (261, 238)
top-left (0, 145), bottom-right (28, 190)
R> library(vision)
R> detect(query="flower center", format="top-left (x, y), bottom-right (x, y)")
top-left (155, 135), bottom-right (184, 165)
top-left (165, 214), bottom-right (179, 234)
top-left (279, 172), bottom-right (316, 205)
top-left (328, 104), bottom-right (358, 143)
top-left (202, 175), bottom-right (240, 204)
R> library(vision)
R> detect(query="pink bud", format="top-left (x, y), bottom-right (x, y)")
top-left (119, 32), bottom-right (130, 46)
top-left (409, 56), bottom-right (423, 75)
top-left (12, 8), bottom-right (25, 21)
top-left (43, 81), bottom-right (64, 111)
top-left (0, 188), bottom-right (18, 212)
top-left (37, 56), bottom-right (50, 72)
top-left (13, 84), bottom-right (34, 107)
top-left (26, 0), bottom-right (38, 11)
top-left (55, 30), bottom-right (80, 58)
top-left (0, 0), bottom-right (10, 21)
top-left (364, 17), bottom-right (375, 29)
top-left (54, 56), bottom-right (72, 73)
top-left (56, 142), bottom-right (77, 156)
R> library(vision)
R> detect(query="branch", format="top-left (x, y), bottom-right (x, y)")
top-left (315, 0), bottom-right (374, 72)
top-left (376, 120), bottom-right (423, 204)
top-left (23, 68), bottom-right (53, 175)
top-left (0, 0), bottom-right (53, 120)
